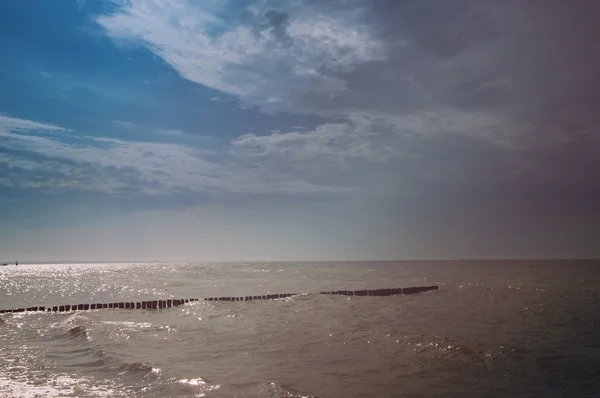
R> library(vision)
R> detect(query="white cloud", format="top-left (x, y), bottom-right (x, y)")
top-left (232, 120), bottom-right (397, 167)
top-left (97, 0), bottom-right (547, 198)
top-left (1, 122), bottom-right (224, 194)
top-left (0, 115), bottom-right (66, 133)
top-left (93, 0), bottom-right (548, 168)
top-left (114, 121), bottom-right (192, 138)
top-left (0, 115), bottom-right (370, 196)
top-left (96, 0), bottom-right (386, 113)
top-left (114, 120), bottom-right (136, 128)
top-left (94, 1), bottom-right (435, 196)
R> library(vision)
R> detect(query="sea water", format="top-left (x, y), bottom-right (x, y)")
top-left (1, 260), bottom-right (599, 397)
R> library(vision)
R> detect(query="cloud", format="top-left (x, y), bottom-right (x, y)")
top-left (7, 1), bottom-right (600, 222)
top-left (0, 115), bottom-right (371, 197)
top-left (0, 115), bottom-right (66, 133)
top-left (92, 0), bottom-right (600, 238)
top-left (96, 0), bottom-right (600, 150)
top-left (114, 120), bottom-right (136, 129)
top-left (96, 0), bottom-right (386, 114)
top-left (231, 119), bottom-right (398, 167)
top-left (1, 116), bottom-right (221, 194)
top-left (208, 96), bottom-right (235, 104)
top-left (114, 121), bottom-right (191, 138)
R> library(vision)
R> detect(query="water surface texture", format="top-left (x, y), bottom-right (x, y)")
top-left (1, 261), bottom-right (599, 397)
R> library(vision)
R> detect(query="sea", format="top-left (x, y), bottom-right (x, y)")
top-left (1, 260), bottom-right (599, 398)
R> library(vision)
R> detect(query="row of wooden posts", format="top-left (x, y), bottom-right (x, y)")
top-left (0, 285), bottom-right (438, 314)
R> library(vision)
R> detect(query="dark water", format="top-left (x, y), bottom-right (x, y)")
top-left (1, 261), bottom-right (599, 397)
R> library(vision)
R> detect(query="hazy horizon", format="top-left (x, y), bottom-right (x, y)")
top-left (2, 258), bottom-right (599, 266)
top-left (2, 0), bottom-right (599, 261)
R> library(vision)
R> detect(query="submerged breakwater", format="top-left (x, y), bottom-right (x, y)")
top-left (0, 285), bottom-right (438, 314)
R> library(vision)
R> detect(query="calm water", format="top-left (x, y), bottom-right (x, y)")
top-left (1, 261), bottom-right (599, 397)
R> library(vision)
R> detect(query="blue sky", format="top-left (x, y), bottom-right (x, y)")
top-left (1, 0), bottom-right (599, 261)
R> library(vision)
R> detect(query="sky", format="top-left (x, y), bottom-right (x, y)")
top-left (1, 0), bottom-right (599, 262)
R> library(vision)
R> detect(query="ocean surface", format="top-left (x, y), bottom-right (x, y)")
top-left (1, 260), bottom-right (599, 398)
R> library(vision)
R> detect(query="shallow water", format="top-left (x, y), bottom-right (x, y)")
top-left (1, 261), bottom-right (599, 397)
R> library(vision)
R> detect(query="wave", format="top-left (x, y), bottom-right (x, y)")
top-left (118, 361), bottom-right (161, 376)
top-left (0, 376), bottom-right (119, 398)
top-left (261, 382), bottom-right (321, 398)
top-left (67, 325), bottom-right (88, 339)
top-left (41, 322), bottom-right (164, 382)
top-left (165, 379), bottom-right (319, 398)
top-left (201, 381), bottom-right (320, 398)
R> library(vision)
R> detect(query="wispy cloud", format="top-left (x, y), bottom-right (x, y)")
top-left (1, 116), bottom-right (225, 194)
top-left (113, 120), bottom-right (207, 141)
top-left (0, 115), bottom-right (66, 133)
top-left (1, 115), bottom-right (378, 197)
top-left (114, 120), bottom-right (136, 129)
top-left (232, 120), bottom-right (398, 167)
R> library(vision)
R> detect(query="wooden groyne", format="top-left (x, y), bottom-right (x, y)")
top-left (0, 285), bottom-right (438, 314)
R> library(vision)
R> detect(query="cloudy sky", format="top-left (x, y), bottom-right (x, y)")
top-left (1, 0), bottom-right (599, 262)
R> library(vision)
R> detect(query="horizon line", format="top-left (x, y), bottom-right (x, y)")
top-left (2, 258), bottom-right (599, 265)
